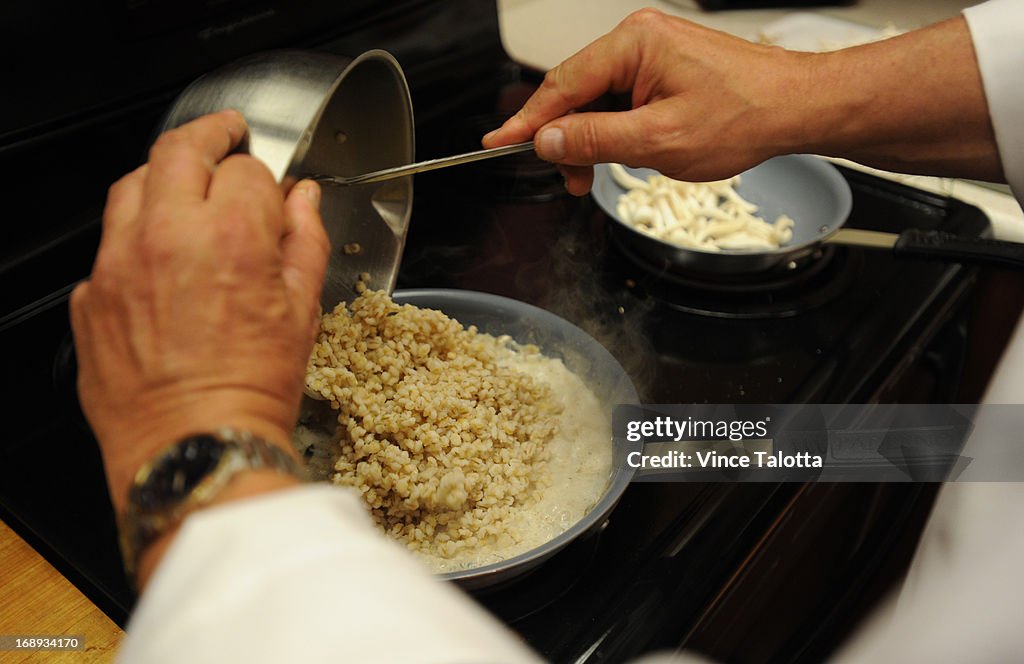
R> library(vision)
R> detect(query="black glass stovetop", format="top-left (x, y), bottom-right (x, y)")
top-left (0, 0), bottom-right (996, 659)
top-left (406, 159), bottom-right (985, 662)
top-left (0, 136), bottom-right (988, 662)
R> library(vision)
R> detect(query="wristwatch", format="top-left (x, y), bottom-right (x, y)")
top-left (118, 428), bottom-right (306, 585)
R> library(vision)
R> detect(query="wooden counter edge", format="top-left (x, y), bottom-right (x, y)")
top-left (0, 519), bottom-right (123, 663)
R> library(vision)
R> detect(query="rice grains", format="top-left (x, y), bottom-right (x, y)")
top-left (304, 291), bottom-right (565, 564)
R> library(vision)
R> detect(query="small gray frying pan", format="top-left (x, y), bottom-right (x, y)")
top-left (591, 156), bottom-right (1024, 276)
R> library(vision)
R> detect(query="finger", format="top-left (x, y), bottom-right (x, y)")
top-left (207, 153), bottom-right (284, 239)
top-left (145, 109), bottom-right (247, 203)
top-left (557, 165), bottom-right (595, 196)
top-left (483, 27), bottom-right (640, 148)
top-left (534, 105), bottom-right (662, 167)
top-left (281, 180), bottom-right (329, 322)
top-left (102, 165), bottom-right (148, 237)
top-left (95, 165), bottom-right (148, 277)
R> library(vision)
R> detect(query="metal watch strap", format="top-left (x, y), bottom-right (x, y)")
top-left (221, 428), bottom-right (307, 479)
top-left (119, 428), bottom-right (306, 586)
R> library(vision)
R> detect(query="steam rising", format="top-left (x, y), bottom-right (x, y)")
top-left (531, 227), bottom-right (657, 403)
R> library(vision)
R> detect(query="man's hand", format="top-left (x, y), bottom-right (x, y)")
top-left (483, 9), bottom-right (810, 195)
top-left (70, 110), bottom-right (330, 515)
top-left (484, 9), bottom-right (1001, 195)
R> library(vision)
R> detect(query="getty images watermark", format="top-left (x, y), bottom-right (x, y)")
top-left (612, 404), bottom-right (1024, 482)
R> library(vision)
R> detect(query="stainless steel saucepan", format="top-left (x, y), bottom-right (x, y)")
top-left (158, 49), bottom-right (415, 307)
top-left (592, 156), bottom-right (1024, 276)
top-left (159, 50), bottom-right (538, 307)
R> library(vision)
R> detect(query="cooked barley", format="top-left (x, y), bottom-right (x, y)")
top-left (305, 291), bottom-right (611, 569)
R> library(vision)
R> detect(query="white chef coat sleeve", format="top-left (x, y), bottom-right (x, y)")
top-left (828, 8), bottom-right (1024, 661)
top-left (964, 0), bottom-right (1024, 200)
top-left (115, 484), bottom-right (541, 664)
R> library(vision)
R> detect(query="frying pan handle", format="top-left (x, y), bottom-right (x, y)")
top-left (894, 230), bottom-right (1024, 270)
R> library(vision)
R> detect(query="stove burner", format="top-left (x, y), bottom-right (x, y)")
top-left (612, 240), bottom-right (860, 319)
top-left (647, 246), bottom-right (837, 292)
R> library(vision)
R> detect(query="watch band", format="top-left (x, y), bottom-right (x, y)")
top-left (118, 428), bottom-right (306, 586)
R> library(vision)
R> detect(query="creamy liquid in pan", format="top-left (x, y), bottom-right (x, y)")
top-left (428, 351), bottom-right (612, 573)
top-left (293, 350), bottom-right (613, 573)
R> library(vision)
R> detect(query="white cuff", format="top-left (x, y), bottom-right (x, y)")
top-left (964, 0), bottom-right (1024, 203)
top-left (116, 485), bottom-right (541, 664)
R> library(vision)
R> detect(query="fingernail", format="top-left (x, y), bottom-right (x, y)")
top-left (482, 129), bottom-right (499, 144)
top-left (302, 181), bottom-right (321, 205)
top-left (537, 127), bottom-right (566, 161)
top-left (220, 109), bottom-right (245, 142)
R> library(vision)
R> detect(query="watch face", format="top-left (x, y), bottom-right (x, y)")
top-left (132, 434), bottom-right (226, 511)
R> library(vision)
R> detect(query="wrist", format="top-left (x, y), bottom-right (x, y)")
top-left (120, 430), bottom-right (307, 590)
top-left (96, 387), bottom-right (301, 515)
top-left (762, 48), bottom-right (849, 160)
top-left (791, 48), bottom-right (878, 160)
top-left (780, 16), bottom-right (998, 179)
top-left (135, 470), bottom-right (303, 589)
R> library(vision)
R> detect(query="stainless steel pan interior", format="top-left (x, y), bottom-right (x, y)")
top-left (158, 49), bottom-right (415, 307)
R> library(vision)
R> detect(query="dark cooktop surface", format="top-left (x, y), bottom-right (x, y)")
top-left (0, 137), bottom-right (988, 662)
top-left (403, 156), bottom-right (985, 407)
top-left (0, 1), bottom-right (999, 660)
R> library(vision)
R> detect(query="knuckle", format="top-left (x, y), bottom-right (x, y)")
top-left (138, 232), bottom-right (177, 267)
top-left (107, 164), bottom-right (144, 199)
top-left (91, 229), bottom-right (134, 279)
top-left (543, 67), bottom-right (584, 110)
top-left (106, 175), bottom-right (129, 202)
top-left (137, 215), bottom-right (187, 266)
top-left (69, 281), bottom-right (89, 312)
top-left (623, 7), bottom-right (664, 30)
top-left (150, 128), bottom-right (189, 159)
top-left (540, 68), bottom-right (561, 97)
top-left (574, 119), bottom-right (602, 163)
top-left (89, 251), bottom-right (120, 288)
top-left (217, 155), bottom-right (280, 206)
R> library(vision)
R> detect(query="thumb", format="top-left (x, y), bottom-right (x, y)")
top-left (281, 180), bottom-right (329, 321)
top-left (534, 107), bottom-right (655, 166)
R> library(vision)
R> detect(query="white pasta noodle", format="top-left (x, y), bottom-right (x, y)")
top-left (609, 163), bottom-right (795, 251)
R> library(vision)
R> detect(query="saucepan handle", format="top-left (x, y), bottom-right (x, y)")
top-left (894, 230), bottom-right (1024, 270)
